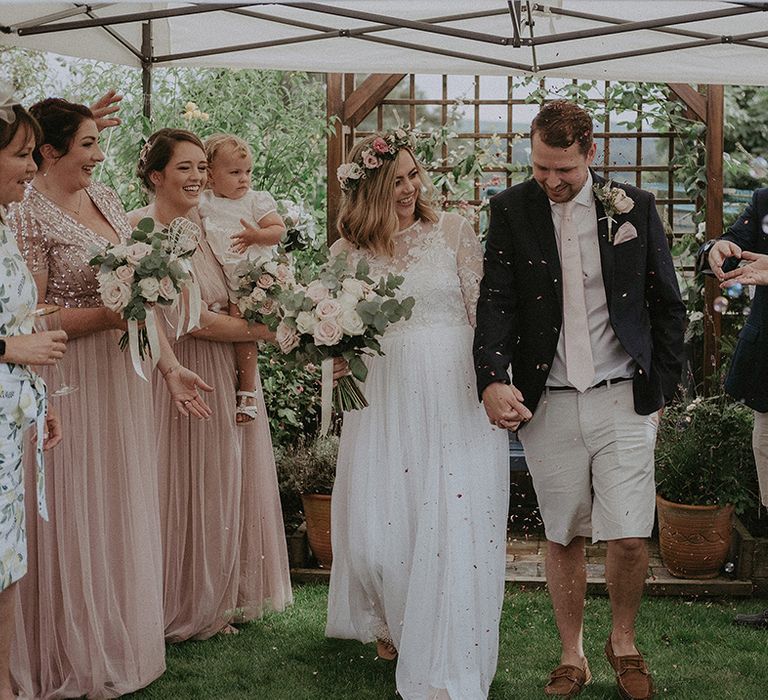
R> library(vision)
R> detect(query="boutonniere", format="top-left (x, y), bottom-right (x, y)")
top-left (593, 180), bottom-right (634, 241)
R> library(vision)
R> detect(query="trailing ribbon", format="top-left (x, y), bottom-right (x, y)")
top-left (145, 309), bottom-right (161, 369)
top-left (127, 318), bottom-right (147, 381)
top-left (31, 376), bottom-right (48, 521)
top-left (174, 261), bottom-right (202, 338)
top-left (320, 357), bottom-right (333, 436)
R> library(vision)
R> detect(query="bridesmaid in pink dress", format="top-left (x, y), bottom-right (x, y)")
top-left (9, 100), bottom-right (212, 698)
top-left (130, 128), bottom-right (292, 641)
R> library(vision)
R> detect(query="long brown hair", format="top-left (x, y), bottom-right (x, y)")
top-left (336, 135), bottom-right (437, 255)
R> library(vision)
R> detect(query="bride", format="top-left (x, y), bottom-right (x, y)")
top-left (325, 131), bottom-right (509, 700)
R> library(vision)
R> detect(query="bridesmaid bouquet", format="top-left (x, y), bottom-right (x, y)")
top-left (266, 250), bottom-right (415, 433)
top-left (232, 251), bottom-right (295, 326)
top-left (89, 216), bottom-right (201, 379)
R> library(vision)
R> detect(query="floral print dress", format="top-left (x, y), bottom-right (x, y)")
top-left (0, 221), bottom-right (46, 591)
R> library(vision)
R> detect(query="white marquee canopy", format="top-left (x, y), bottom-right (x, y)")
top-left (1, 1), bottom-right (768, 85)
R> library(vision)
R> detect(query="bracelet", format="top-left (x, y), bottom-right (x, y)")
top-left (161, 363), bottom-right (181, 378)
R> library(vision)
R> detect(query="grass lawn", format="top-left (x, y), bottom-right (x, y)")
top-left (126, 584), bottom-right (767, 699)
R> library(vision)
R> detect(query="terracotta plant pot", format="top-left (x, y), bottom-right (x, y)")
top-left (301, 493), bottom-right (333, 568)
top-left (656, 494), bottom-right (734, 579)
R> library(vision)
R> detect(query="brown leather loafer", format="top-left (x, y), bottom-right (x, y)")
top-left (605, 638), bottom-right (654, 700)
top-left (544, 660), bottom-right (591, 698)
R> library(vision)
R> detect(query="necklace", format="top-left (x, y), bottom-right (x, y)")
top-left (35, 186), bottom-right (84, 217)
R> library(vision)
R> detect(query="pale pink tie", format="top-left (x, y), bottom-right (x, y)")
top-left (559, 200), bottom-right (595, 392)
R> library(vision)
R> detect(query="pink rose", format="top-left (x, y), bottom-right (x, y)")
top-left (99, 274), bottom-right (132, 312)
top-left (275, 263), bottom-right (292, 284)
top-left (361, 150), bottom-right (381, 169)
top-left (125, 242), bottom-right (153, 265)
top-left (114, 264), bottom-right (134, 282)
top-left (276, 322), bottom-right (300, 354)
top-left (257, 273), bottom-right (276, 290)
top-left (258, 298), bottom-right (278, 316)
top-left (313, 318), bottom-right (343, 347)
top-left (372, 137), bottom-right (390, 154)
top-left (158, 276), bottom-right (177, 301)
top-left (305, 280), bottom-right (329, 303)
top-left (315, 298), bottom-right (342, 320)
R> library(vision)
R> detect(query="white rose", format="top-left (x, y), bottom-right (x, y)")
top-left (340, 309), bottom-right (365, 336)
top-left (612, 188), bottom-right (634, 214)
top-left (305, 279), bottom-right (329, 303)
top-left (313, 318), bottom-right (344, 346)
top-left (337, 292), bottom-right (359, 311)
top-left (237, 296), bottom-right (253, 314)
top-left (263, 261), bottom-right (279, 276)
top-left (276, 322), bottom-right (300, 354)
top-left (138, 277), bottom-right (161, 302)
top-left (295, 310), bottom-right (318, 335)
top-left (109, 244), bottom-right (128, 260)
top-left (341, 277), bottom-right (366, 299)
top-left (100, 275), bottom-right (132, 312)
top-left (114, 264), bottom-right (134, 283)
top-left (315, 298), bottom-right (342, 320)
top-left (125, 242), bottom-right (153, 265)
top-left (249, 287), bottom-right (267, 303)
top-left (158, 276), bottom-right (177, 301)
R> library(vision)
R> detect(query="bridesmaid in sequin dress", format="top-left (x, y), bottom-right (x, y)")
top-left (130, 128), bottom-right (292, 641)
top-left (9, 100), bottom-right (212, 699)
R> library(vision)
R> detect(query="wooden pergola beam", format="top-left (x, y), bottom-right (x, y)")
top-left (344, 73), bottom-right (406, 127)
top-left (667, 83), bottom-right (707, 122)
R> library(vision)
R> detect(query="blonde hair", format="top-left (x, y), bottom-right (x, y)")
top-left (204, 133), bottom-right (252, 166)
top-left (336, 135), bottom-right (437, 255)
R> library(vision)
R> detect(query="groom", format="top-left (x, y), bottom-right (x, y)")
top-left (474, 100), bottom-right (685, 699)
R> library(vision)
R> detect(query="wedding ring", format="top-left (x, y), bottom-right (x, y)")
top-left (183, 399), bottom-right (190, 405)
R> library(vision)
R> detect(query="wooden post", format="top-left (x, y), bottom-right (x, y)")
top-left (140, 21), bottom-right (153, 121)
top-left (326, 73), bottom-right (345, 245)
top-left (703, 84), bottom-right (725, 393)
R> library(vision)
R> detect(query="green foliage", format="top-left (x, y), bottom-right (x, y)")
top-left (655, 395), bottom-right (758, 513)
top-left (276, 433), bottom-right (338, 496)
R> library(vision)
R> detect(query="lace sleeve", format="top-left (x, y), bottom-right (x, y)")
top-left (9, 200), bottom-right (50, 276)
top-left (453, 214), bottom-right (483, 328)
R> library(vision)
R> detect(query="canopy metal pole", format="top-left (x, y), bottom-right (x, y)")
top-left (141, 21), bottom-right (153, 121)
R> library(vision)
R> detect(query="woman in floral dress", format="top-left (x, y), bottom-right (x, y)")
top-left (0, 97), bottom-right (66, 700)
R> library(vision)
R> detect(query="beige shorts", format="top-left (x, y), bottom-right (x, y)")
top-left (753, 411), bottom-right (768, 507)
top-left (517, 380), bottom-right (658, 545)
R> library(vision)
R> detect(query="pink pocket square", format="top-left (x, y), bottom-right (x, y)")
top-left (613, 222), bottom-right (638, 246)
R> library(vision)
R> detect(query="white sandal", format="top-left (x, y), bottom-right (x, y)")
top-left (236, 390), bottom-right (259, 424)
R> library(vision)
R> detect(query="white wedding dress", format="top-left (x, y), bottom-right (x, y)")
top-left (326, 212), bottom-right (509, 700)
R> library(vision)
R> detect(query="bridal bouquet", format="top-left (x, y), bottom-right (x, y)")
top-left (232, 252), bottom-right (295, 326)
top-left (269, 250), bottom-right (415, 433)
top-left (89, 216), bottom-right (201, 379)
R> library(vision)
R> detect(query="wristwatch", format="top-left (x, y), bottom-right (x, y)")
top-left (0, 338), bottom-right (6, 359)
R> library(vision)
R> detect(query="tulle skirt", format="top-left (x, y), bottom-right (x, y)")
top-left (326, 324), bottom-right (509, 700)
top-left (12, 328), bottom-right (165, 699)
top-left (156, 335), bottom-right (292, 642)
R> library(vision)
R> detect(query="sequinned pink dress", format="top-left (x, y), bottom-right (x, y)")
top-left (132, 205), bottom-right (292, 642)
top-left (8, 184), bottom-right (165, 699)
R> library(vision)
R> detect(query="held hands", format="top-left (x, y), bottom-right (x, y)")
top-left (707, 240), bottom-right (743, 280)
top-left (2, 331), bottom-right (67, 366)
top-left (332, 357), bottom-right (351, 385)
top-left (481, 382), bottom-right (532, 432)
top-left (162, 365), bottom-right (215, 419)
top-left (720, 251), bottom-right (768, 288)
top-left (89, 90), bottom-right (123, 131)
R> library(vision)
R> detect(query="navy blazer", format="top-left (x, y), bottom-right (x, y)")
top-left (473, 173), bottom-right (685, 416)
top-left (701, 188), bottom-right (768, 412)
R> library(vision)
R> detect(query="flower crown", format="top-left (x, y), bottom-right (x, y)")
top-left (337, 128), bottom-right (416, 192)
